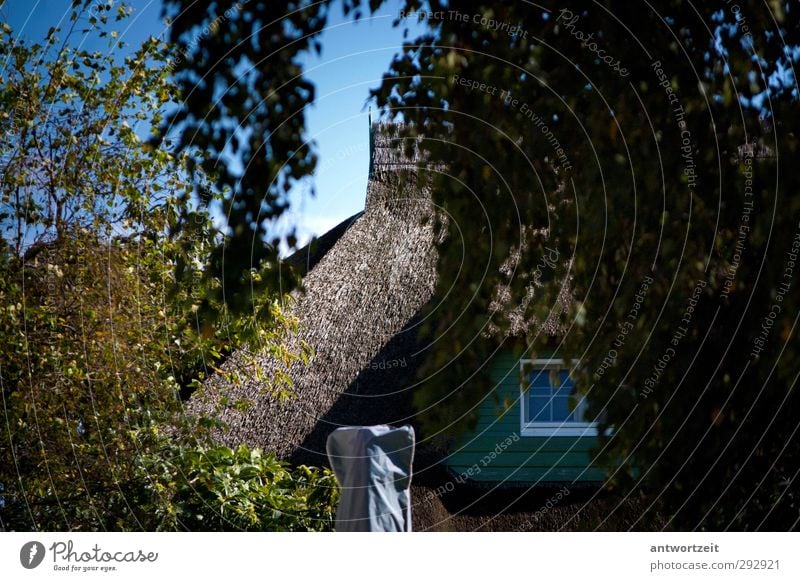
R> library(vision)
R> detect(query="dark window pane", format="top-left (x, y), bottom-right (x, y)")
top-left (530, 396), bottom-right (552, 422)
top-left (527, 367), bottom-right (581, 423)
top-left (529, 372), bottom-right (552, 387)
top-left (552, 396), bottom-right (572, 421)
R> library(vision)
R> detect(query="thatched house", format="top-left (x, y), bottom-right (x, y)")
top-left (189, 124), bottom-right (656, 531)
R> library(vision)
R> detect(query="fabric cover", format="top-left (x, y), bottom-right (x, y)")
top-left (326, 425), bottom-right (415, 532)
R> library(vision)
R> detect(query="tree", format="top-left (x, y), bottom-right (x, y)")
top-left (167, 0), bottom-right (799, 529)
top-left (159, 0), bottom-right (389, 316)
top-left (380, 1), bottom-right (800, 530)
top-left (0, 0), bottom-right (318, 531)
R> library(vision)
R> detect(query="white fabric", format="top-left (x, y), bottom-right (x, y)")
top-left (326, 425), bottom-right (415, 532)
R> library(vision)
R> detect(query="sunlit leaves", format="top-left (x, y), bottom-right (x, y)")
top-left (0, 1), bottom-right (313, 531)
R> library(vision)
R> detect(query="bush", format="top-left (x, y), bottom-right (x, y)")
top-left (0, 2), bottom-right (323, 532)
top-left (140, 443), bottom-right (338, 532)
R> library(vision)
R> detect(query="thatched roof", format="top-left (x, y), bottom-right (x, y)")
top-left (188, 124), bottom-right (443, 465)
top-left (188, 123), bottom-right (570, 466)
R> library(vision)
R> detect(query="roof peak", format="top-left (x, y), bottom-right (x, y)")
top-left (366, 122), bottom-right (433, 211)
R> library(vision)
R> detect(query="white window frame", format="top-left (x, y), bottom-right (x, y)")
top-left (519, 358), bottom-right (598, 437)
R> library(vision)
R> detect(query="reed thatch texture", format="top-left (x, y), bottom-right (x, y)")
top-left (188, 124), bottom-right (443, 463)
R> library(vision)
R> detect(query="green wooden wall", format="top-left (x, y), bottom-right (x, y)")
top-left (446, 351), bottom-right (606, 483)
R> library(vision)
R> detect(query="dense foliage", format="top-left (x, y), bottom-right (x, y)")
top-left (371, 1), bottom-right (799, 531)
top-left (142, 444), bottom-right (338, 531)
top-left (0, 1), bottom-right (328, 532)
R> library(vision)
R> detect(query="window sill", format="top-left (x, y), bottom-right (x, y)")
top-left (521, 424), bottom-right (599, 437)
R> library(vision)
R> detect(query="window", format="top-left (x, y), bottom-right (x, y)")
top-left (520, 359), bottom-right (598, 437)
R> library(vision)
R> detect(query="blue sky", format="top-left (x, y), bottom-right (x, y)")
top-left (3, 0), bottom-right (423, 246)
top-left (281, 2), bottom-right (425, 243)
